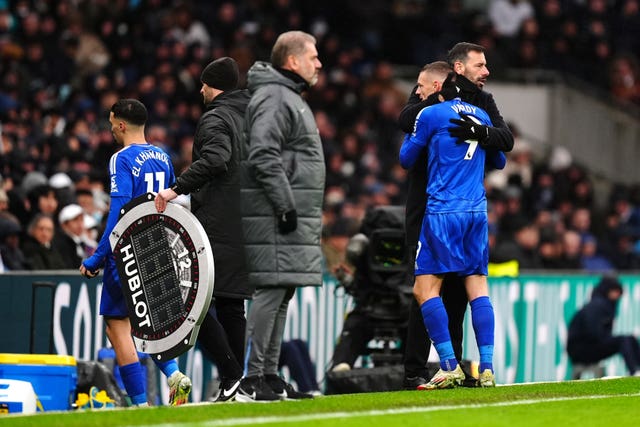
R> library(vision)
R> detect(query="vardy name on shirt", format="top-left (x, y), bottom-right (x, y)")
top-left (450, 103), bottom-right (477, 116)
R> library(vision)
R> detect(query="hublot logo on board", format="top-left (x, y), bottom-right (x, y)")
top-left (110, 193), bottom-right (214, 361)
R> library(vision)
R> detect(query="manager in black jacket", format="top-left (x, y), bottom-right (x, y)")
top-left (398, 42), bottom-right (514, 388)
top-left (155, 57), bottom-right (252, 402)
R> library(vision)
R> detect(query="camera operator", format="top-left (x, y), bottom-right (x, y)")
top-left (329, 206), bottom-right (413, 372)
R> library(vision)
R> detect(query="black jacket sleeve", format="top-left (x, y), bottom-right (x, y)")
top-left (175, 110), bottom-right (232, 193)
top-left (397, 86), bottom-right (438, 133)
top-left (480, 92), bottom-right (514, 152)
top-left (398, 81), bottom-right (514, 152)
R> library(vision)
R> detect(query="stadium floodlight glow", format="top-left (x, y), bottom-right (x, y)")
top-left (109, 193), bottom-right (214, 361)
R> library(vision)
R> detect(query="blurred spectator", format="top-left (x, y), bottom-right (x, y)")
top-left (485, 125), bottom-right (534, 193)
top-left (608, 54), bottom-right (640, 104)
top-left (0, 189), bottom-right (9, 213)
top-left (580, 234), bottom-right (615, 272)
top-left (488, 0), bottom-right (535, 60)
top-left (278, 339), bottom-right (320, 395)
top-left (614, 0), bottom-right (640, 54)
top-left (0, 213), bottom-right (28, 271)
top-left (492, 215), bottom-right (543, 269)
top-left (527, 166), bottom-right (556, 214)
top-left (489, 0), bottom-right (535, 39)
top-left (560, 230), bottom-right (583, 269)
top-left (610, 186), bottom-right (640, 237)
top-left (167, 3), bottom-right (211, 50)
top-left (536, 0), bottom-right (564, 48)
top-left (21, 212), bottom-right (65, 270)
top-left (321, 216), bottom-right (359, 275)
top-left (53, 203), bottom-right (90, 269)
top-left (49, 172), bottom-right (75, 208)
top-left (568, 275), bottom-right (640, 376)
top-left (570, 177), bottom-right (594, 209)
top-left (608, 228), bottom-right (640, 270)
top-left (499, 186), bottom-right (527, 236)
top-left (570, 207), bottom-right (595, 241)
top-left (75, 188), bottom-right (101, 225)
top-left (82, 214), bottom-right (98, 256)
top-left (24, 184), bottom-right (59, 228)
top-left (538, 225), bottom-right (564, 269)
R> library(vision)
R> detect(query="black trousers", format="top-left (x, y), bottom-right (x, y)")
top-left (403, 275), bottom-right (468, 378)
top-left (197, 296), bottom-right (246, 380)
top-left (330, 306), bottom-right (407, 369)
top-left (403, 154), bottom-right (469, 379)
top-left (330, 308), bottom-right (375, 368)
top-left (214, 296), bottom-right (247, 365)
top-left (279, 339), bottom-right (319, 392)
top-left (570, 335), bottom-right (640, 375)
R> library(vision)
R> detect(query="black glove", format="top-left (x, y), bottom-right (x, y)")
top-left (278, 209), bottom-right (297, 234)
top-left (448, 112), bottom-right (489, 145)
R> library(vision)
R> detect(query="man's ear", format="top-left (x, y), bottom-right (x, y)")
top-left (453, 61), bottom-right (464, 74)
top-left (286, 54), bottom-right (298, 71)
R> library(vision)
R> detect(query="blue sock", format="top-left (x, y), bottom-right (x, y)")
top-left (154, 358), bottom-right (179, 378)
top-left (421, 297), bottom-right (457, 371)
top-left (120, 362), bottom-right (146, 405)
top-left (470, 296), bottom-right (495, 373)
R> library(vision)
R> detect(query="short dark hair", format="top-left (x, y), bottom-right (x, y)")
top-left (446, 42), bottom-right (486, 66)
top-left (271, 31), bottom-right (316, 68)
top-left (111, 99), bottom-right (148, 127)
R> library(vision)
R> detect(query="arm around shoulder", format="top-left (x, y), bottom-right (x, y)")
top-left (482, 93), bottom-right (514, 152)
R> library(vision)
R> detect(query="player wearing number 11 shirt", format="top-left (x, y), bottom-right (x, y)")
top-left (81, 99), bottom-right (175, 306)
top-left (80, 99), bottom-right (191, 406)
top-left (399, 96), bottom-right (497, 389)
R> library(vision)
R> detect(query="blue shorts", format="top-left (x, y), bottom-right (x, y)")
top-left (415, 211), bottom-right (488, 276)
top-left (99, 256), bottom-right (129, 318)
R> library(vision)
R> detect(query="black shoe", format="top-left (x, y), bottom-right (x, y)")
top-left (403, 376), bottom-right (428, 390)
top-left (459, 362), bottom-right (479, 388)
top-left (236, 376), bottom-right (280, 402)
top-left (212, 377), bottom-right (241, 403)
top-left (265, 374), bottom-right (313, 400)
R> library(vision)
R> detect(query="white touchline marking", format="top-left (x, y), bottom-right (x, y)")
top-left (135, 392), bottom-right (640, 427)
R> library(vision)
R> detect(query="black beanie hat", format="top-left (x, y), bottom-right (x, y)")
top-left (201, 57), bottom-right (239, 91)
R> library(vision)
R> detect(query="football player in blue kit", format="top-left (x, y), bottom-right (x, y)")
top-left (399, 85), bottom-right (499, 390)
top-left (79, 99), bottom-right (192, 405)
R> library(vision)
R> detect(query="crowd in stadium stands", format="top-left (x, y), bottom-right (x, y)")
top-left (2, 0), bottom-right (640, 273)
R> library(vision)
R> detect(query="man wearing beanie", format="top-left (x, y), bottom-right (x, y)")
top-left (155, 56), bottom-right (252, 402)
top-left (238, 31), bottom-right (324, 402)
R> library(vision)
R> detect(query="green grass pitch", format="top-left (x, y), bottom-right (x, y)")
top-left (2, 377), bottom-right (639, 427)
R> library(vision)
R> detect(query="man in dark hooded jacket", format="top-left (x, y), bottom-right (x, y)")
top-left (568, 275), bottom-right (640, 376)
top-left (155, 56), bottom-right (252, 402)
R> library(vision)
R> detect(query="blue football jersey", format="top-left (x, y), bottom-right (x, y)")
top-left (83, 143), bottom-right (175, 273)
top-left (109, 143), bottom-right (175, 200)
top-left (399, 98), bottom-right (493, 214)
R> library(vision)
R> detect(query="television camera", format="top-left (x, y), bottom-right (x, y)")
top-left (331, 205), bottom-right (413, 368)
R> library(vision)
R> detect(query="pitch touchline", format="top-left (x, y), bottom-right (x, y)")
top-left (139, 392), bottom-right (640, 427)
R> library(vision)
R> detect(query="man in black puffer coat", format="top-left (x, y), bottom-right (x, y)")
top-left (156, 57), bottom-right (252, 402)
top-left (398, 42), bottom-right (514, 389)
